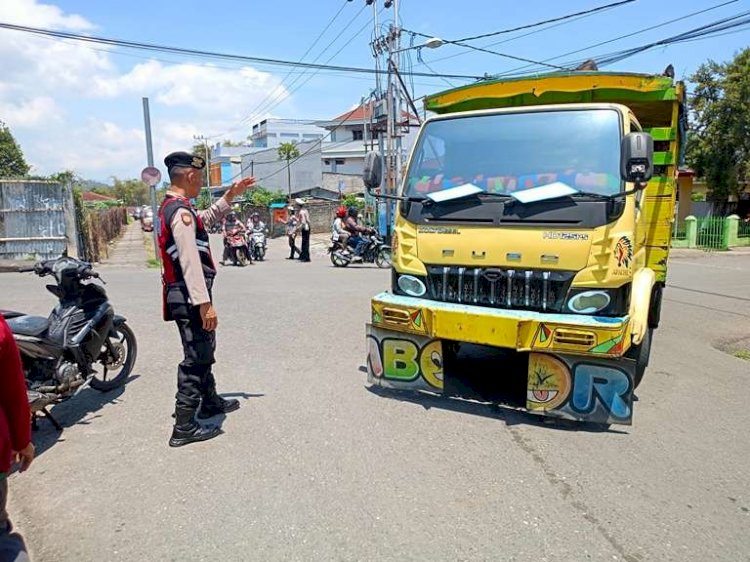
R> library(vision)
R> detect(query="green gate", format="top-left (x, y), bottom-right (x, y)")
top-left (695, 216), bottom-right (727, 250)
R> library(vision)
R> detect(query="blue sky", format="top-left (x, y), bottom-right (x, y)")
top-left (0, 0), bottom-right (747, 180)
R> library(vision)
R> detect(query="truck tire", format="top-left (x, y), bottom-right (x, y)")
top-left (648, 284), bottom-right (663, 329)
top-left (626, 327), bottom-right (652, 390)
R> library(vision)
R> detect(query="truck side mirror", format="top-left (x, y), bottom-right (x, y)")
top-left (363, 151), bottom-right (383, 193)
top-left (620, 132), bottom-right (653, 188)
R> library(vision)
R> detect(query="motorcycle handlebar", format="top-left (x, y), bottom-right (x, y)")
top-left (17, 266), bottom-right (35, 273)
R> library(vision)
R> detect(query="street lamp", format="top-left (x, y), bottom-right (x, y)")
top-left (393, 37), bottom-right (445, 55)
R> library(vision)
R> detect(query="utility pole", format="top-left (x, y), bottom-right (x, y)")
top-left (142, 97), bottom-right (160, 261)
top-left (193, 134), bottom-right (210, 188)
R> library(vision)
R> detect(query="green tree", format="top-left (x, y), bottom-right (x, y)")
top-left (112, 178), bottom-right (149, 206)
top-left (222, 139), bottom-right (244, 147)
top-left (342, 194), bottom-right (364, 210)
top-left (686, 48), bottom-right (750, 202)
top-left (242, 186), bottom-right (287, 208)
top-left (196, 188), bottom-right (213, 210)
top-left (277, 141), bottom-right (300, 197)
top-left (192, 142), bottom-right (211, 187)
top-left (0, 121), bottom-right (30, 177)
top-left (49, 169), bottom-right (78, 185)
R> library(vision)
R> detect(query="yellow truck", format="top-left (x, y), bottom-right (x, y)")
top-left (364, 70), bottom-right (685, 425)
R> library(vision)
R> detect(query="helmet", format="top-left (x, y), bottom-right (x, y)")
top-left (251, 212), bottom-right (260, 219)
top-left (227, 212), bottom-right (237, 220)
top-left (347, 206), bottom-right (358, 218)
top-left (335, 206), bottom-right (347, 218)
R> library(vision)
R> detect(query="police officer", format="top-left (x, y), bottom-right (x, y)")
top-left (158, 151), bottom-right (256, 447)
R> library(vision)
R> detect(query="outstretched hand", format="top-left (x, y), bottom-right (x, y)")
top-left (229, 177), bottom-right (256, 197)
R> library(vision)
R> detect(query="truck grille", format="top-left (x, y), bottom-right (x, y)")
top-left (426, 266), bottom-right (576, 313)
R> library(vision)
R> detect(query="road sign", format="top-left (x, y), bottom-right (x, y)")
top-left (141, 166), bottom-right (162, 187)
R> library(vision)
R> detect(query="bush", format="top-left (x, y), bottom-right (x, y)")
top-left (691, 192), bottom-right (705, 202)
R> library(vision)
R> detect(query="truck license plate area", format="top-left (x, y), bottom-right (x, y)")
top-left (367, 325), bottom-right (444, 391)
top-left (527, 353), bottom-right (635, 425)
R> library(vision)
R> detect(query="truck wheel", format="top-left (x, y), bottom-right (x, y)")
top-left (626, 328), bottom-right (652, 389)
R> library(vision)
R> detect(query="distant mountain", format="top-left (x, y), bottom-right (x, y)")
top-left (78, 179), bottom-right (112, 192)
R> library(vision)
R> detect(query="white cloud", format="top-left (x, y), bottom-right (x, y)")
top-left (0, 0), bottom-right (292, 179)
top-left (0, 96), bottom-right (62, 128)
top-left (0, 0), bottom-right (94, 30)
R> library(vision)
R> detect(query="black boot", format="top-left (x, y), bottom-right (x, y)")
top-left (197, 392), bottom-right (240, 419)
top-left (169, 406), bottom-right (222, 447)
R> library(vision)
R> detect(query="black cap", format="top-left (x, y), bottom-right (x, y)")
top-left (164, 151), bottom-right (206, 172)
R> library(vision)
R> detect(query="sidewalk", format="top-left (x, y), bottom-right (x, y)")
top-left (100, 221), bottom-right (149, 268)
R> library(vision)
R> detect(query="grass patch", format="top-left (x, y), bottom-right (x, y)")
top-left (143, 231), bottom-right (160, 268)
top-left (733, 350), bottom-right (750, 361)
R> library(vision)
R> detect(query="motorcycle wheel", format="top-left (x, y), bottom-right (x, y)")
top-left (375, 247), bottom-right (392, 269)
top-left (237, 249), bottom-right (247, 267)
top-left (331, 251), bottom-right (349, 267)
top-left (91, 323), bottom-right (137, 392)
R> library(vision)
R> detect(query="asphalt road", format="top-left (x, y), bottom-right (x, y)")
top-left (2, 240), bottom-right (749, 562)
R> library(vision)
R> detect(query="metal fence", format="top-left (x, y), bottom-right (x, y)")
top-left (695, 216), bottom-right (727, 250)
top-left (739, 219), bottom-right (750, 240)
top-left (0, 180), bottom-right (74, 260)
top-left (672, 220), bottom-right (687, 242)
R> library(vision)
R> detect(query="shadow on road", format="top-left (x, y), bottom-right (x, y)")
top-left (365, 382), bottom-right (627, 435)
top-left (30, 374), bottom-right (140, 460)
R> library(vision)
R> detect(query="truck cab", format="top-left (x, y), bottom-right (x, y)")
top-left (366, 71), bottom-right (684, 425)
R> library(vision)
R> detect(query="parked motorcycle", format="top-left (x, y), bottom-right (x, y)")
top-left (329, 233), bottom-right (391, 268)
top-left (249, 230), bottom-right (267, 262)
top-left (2, 256), bottom-right (137, 407)
top-left (224, 226), bottom-right (250, 266)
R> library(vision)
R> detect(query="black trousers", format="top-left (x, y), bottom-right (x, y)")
top-left (288, 235), bottom-right (300, 258)
top-left (174, 307), bottom-right (217, 410)
top-left (299, 229), bottom-right (311, 262)
top-left (0, 478), bottom-right (29, 562)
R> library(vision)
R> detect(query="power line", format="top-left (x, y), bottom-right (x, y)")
top-left (406, 0), bottom-right (636, 43)
top-left (0, 22), bottom-right (485, 80)
top-left (230, 2), bottom-right (370, 134)
top-left (411, 7), bottom-right (621, 69)
top-left (492, 0), bottom-right (741, 77)
top-left (564, 10), bottom-right (750, 69)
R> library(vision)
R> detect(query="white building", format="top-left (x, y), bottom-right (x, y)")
top-left (249, 118), bottom-right (326, 149)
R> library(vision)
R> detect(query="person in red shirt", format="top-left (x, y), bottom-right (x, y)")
top-left (0, 314), bottom-right (35, 561)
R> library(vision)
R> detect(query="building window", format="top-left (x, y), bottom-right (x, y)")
top-left (281, 133), bottom-right (298, 138)
top-left (352, 130), bottom-right (364, 141)
top-left (324, 160), bottom-right (331, 165)
top-left (335, 159), bottom-right (345, 165)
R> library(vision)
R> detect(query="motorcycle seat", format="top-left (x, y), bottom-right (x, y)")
top-left (6, 315), bottom-right (49, 337)
top-left (0, 309), bottom-right (24, 319)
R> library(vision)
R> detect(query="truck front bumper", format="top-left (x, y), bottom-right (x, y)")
top-left (367, 292), bottom-right (636, 425)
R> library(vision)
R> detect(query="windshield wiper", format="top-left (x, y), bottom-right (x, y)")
top-left (568, 191), bottom-right (616, 200)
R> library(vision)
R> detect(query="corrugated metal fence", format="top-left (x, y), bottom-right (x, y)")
top-left (0, 180), bottom-right (77, 261)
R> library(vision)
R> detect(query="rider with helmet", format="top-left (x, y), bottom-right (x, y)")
top-left (247, 212), bottom-right (268, 258)
top-left (221, 210), bottom-right (246, 265)
top-left (331, 206), bottom-right (349, 252)
top-left (344, 206), bottom-right (373, 260)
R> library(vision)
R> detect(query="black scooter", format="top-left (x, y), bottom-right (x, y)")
top-left (2, 256), bottom-right (137, 412)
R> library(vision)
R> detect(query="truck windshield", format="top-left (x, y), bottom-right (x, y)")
top-left (404, 109), bottom-right (622, 199)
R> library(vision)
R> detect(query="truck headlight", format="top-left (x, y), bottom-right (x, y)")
top-left (567, 290), bottom-right (611, 314)
top-left (397, 274), bottom-right (427, 297)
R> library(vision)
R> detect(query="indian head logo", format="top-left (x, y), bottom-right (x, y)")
top-left (614, 236), bottom-right (633, 268)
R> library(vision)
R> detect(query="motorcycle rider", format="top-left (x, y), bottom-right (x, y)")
top-left (344, 206), bottom-right (373, 261)
top-left (221, 211), bottom-right (248, 265)
top-left (331, 206), bottom-right (349, 253)
top-left (247, 212), bottom-right (268, 258)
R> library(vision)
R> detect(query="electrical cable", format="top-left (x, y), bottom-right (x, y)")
top-left (0, 22), bottom-right (485, 80)
top-left (405, 0), bottom-right (636, 43)
top-left (492, 5), bottom-right (749, 77)
top-left (228, 3), bottom-right (370, 135)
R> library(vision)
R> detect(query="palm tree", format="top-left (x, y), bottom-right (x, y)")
top-left (277, 142), bottom-right (300, 198)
